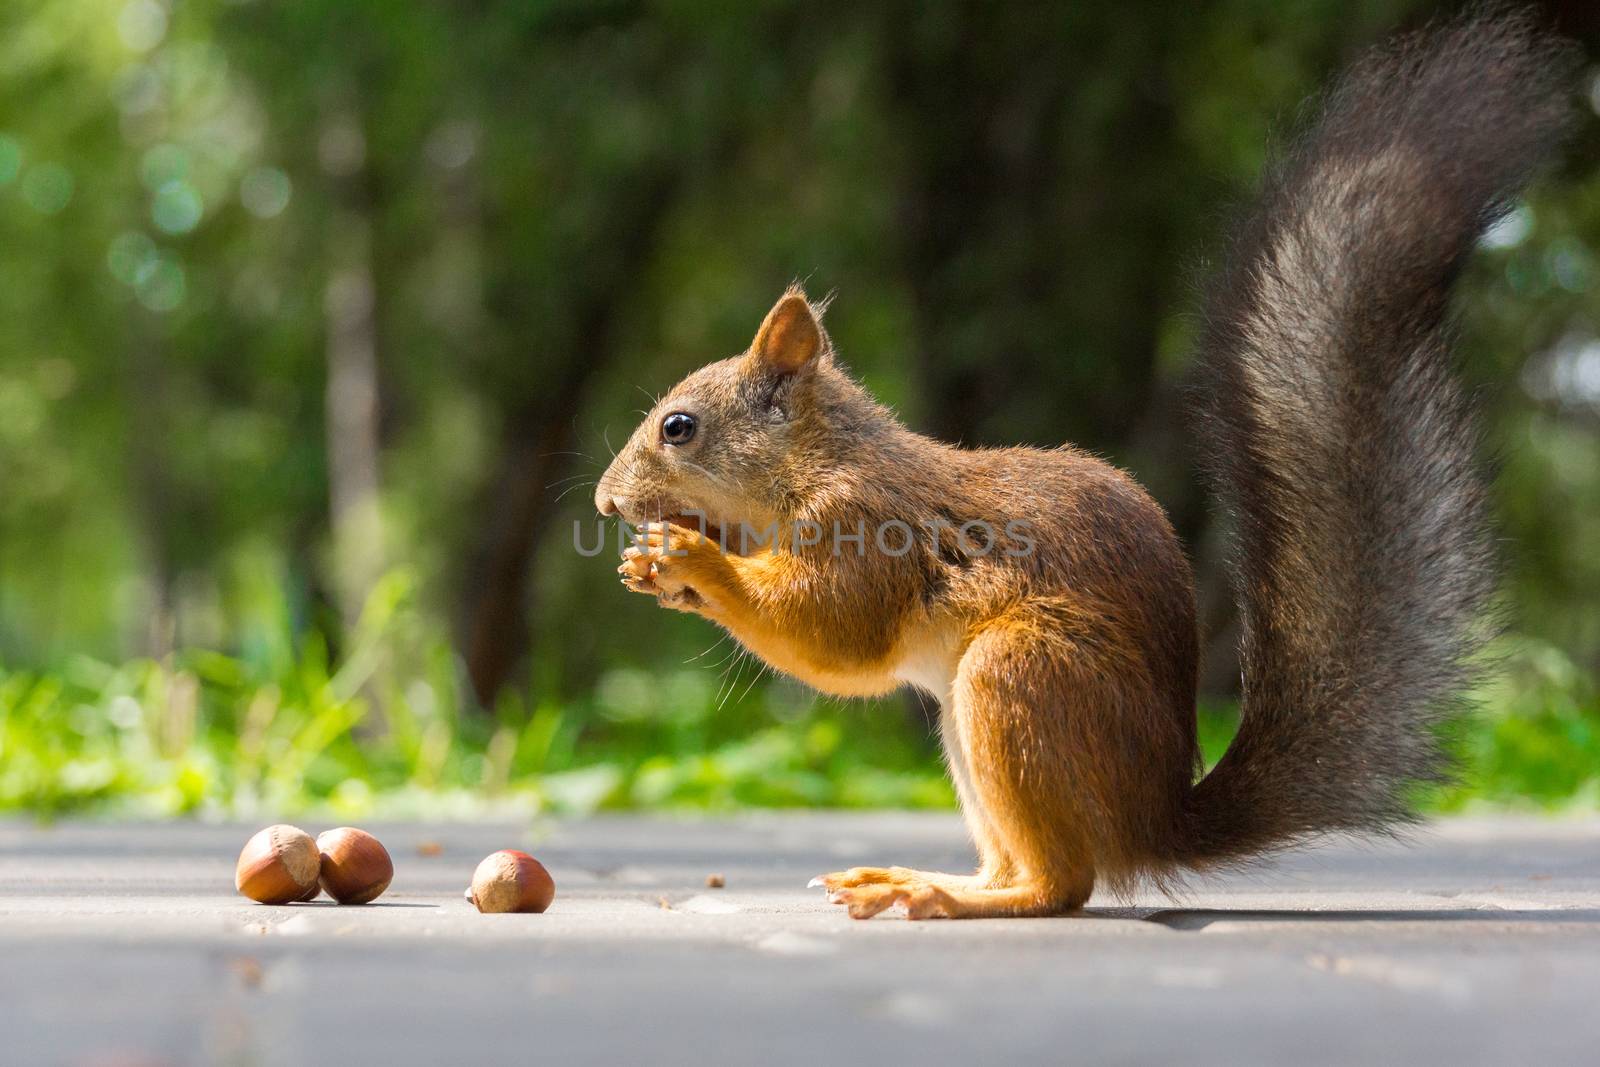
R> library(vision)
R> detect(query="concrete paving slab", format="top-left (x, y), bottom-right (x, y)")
top-left (1, 814), bottom-right (1596, 1065)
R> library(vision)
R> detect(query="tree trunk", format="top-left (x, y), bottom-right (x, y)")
top-left (321, 105), bottom-right (385, 633)
top-left (459, 170), bottom-right (681, 706)
top-left (126, 312), bottom-right (176, 659)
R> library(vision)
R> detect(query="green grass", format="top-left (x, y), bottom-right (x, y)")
top-left (1, 572), bottom-right (1595, 820)
top-left (0, 573), bottom-right (953, 818)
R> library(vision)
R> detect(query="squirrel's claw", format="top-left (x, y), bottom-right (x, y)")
top-left (618, 551), bottom-right (661, 596)
top-left (618, 557), bottom-right (705, 612)
top-left (827, 885), bottom-right (908, 920)
top-left (816, 868), bottom-right (971, 919)
top-left (618, 568), bottom-right (659, 597)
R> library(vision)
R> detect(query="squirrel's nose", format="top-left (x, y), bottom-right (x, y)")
top-left (597, 493), bottom-right (621, 518)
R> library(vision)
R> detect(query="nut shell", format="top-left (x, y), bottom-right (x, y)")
top-left (235, 824), bottom-right (320, 904)
top-left (316, 827), bottom-right (394, 905)
top-left (468, 850), bottom-right (554, 914)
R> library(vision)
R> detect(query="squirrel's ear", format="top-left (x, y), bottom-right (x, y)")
top-left (747, 291), bottom-right (822, 376)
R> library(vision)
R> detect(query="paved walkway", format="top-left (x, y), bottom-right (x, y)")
top-left (2, 814), bottom-right (1597, 1065)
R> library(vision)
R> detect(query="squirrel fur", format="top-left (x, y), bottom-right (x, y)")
top-left (594, 12), bottom-right (1577, 919)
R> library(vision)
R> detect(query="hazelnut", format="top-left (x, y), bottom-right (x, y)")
top-left (235, 824), bottom-right (320, 904)
top-left (705, 873), bottom-right (726, 889)
top-left (316, 827), bottom-right (394, 905)
top-left (468, 850), bottom-right (554, 914)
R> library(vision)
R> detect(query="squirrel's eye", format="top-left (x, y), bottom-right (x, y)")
top-left (661, 412), bottom-right (697, 445)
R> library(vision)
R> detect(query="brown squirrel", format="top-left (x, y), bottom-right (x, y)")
top-left (594, 14), bottom-right (1577, 919)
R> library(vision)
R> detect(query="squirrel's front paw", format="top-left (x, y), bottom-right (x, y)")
top-left (620, 551), bottom-right (699, 608)
top-left (619, 523), bottom-right (724, 614)
top-left (618, 550), bottom-right (660, 595)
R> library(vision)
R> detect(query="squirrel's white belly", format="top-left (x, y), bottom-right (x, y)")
top-left (892, 622), bottom-right (963, 706)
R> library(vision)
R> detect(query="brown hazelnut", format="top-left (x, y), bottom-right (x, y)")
top-left (468, 850), bottom-right (554, 914)
top-left (316, 827), bottom-right (394, 905)
top-left (235, 824), bottom-right (320, 904)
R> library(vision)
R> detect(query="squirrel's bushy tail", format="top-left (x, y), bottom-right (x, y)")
top-left (1180, 12), bottom-right (1576, 865)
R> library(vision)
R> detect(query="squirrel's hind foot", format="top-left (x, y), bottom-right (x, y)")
top-left (810, 865), bottom-right (983, 892)
top-left (810, 867), bottom-right (982, 920)
top-left (813, 867), bottom-right (1090, 920)
top-left (825, 879), bottom-right (1086, 920)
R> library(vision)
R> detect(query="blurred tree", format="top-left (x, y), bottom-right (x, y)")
top-left (453, 6), bottom-right (707, 704)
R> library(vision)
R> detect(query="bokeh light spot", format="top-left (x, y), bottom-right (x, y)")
top-left (21, 163), bottom-right (74, 215)
top-left (425, 120), bottom-right (479, 170)
top-left (1548, 238), bottom-right (1593, 294)
top-left (118, 0), bottom-right (169, 53)
top-left (107, 231), bottom-right (160, 285)
top-left (1480, 205), bottom-right (1532, 250)
top-left (240, 166), bottom-right (291, 218)
top-left (152, 180), bottom-right (204, 235)
top-left (135, 252), bottom-right (186, 312)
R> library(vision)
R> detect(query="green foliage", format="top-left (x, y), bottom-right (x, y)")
top-left (1437, 640), bottom-right (1600, 810)
top-left (0, 573), bottom-right (951, 817)
top-left (1195, 638), bottom-right (1600, 815)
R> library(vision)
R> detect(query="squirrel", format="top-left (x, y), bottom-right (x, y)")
top-left (594, 13), bottom-right (1577, 919)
